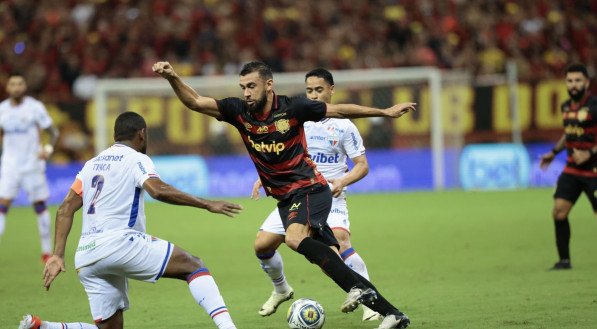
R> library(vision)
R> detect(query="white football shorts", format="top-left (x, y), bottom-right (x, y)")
top-left (77, 232), bottom-right (173, 323)
top-left (260, 196), bottom-right (350, 235)
top-left (0, 169), bottom-right (49, 202)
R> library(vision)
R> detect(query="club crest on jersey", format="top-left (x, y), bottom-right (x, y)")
top-left (578, 108), bottom-right (589, 122)
top-left (327, 126), bottom-right (339, 146)
top-left (275, 119), bottom-right (290, 134)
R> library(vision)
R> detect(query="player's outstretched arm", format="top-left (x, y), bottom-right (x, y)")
top-left (44, 189), bottom-right (82, 291)
top-left (152, 61), bottom-right (221, 118)
top-left (143, 177), bottom-right (243, 217)
top-left (325, 102), bottom-right (416, 119)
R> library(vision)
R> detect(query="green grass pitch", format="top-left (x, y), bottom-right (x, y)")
top-left (1, 189), bottom-right (596, 328)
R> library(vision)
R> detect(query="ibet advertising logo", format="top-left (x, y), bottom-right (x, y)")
top-left (459, 144), bottom-right (531, 190)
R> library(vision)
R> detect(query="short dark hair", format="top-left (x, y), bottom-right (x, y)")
top-left (566, 63), bottom-right (589, 78)
top-left (8, 72), bottom-right (25, 79)
top-left (240, 61), bottom-right (273, 80)
top-left (114, 111), bottom-right (146, 142)
top-left (305, 68), bottom-right (334, 86)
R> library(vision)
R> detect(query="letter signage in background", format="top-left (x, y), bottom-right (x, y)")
top-left (459, 144), bottom-right (531, 190)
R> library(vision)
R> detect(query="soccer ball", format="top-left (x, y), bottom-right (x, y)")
top-left (287, 298), bottom-right (325, 329)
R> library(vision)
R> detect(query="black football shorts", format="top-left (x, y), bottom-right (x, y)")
top-left (277, 184), bottom-right (339, 247)
top-left (554, 172), bottom-right (597, 211)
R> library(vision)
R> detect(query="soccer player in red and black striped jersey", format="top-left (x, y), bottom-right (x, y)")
top-left (540, 63), bottom-right (597, 270)
top-left (154, 60), bottom-right (415, 328)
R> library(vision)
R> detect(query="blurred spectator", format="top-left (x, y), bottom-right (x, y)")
top-left (1, 0), bottom-right (594, 92)
top-left (0, 0), bottom-right (596, 158)
top-left (56, 121), bottom-right (92, 162)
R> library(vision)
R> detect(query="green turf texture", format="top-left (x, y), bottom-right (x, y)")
top-left (1, 189), bottom-right (596, 329)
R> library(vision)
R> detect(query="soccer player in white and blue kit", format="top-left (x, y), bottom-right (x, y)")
top-left (0, 73), bottom-right (59, 262)
top-left (19, 112), bottom-right (242, 329)
top-left (253, 68), bottom-right (382, 321)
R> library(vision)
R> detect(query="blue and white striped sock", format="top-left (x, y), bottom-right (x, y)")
top-left (341, 247), bottom-right (371, 280)
top-left (41, 321), bottom-right (97, 329)
top-left (187, 268), bottom-right (236, 329)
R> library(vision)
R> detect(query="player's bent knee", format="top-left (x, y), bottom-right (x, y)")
top-left (332, 230), bottom-right (351, 253)
top-left (285, 234), bottom-right (306, 251)
top-left (96, 309), bottom-right (123, 329)
top-left (164, 247), bottom-right (205, 280)
top-left (254, 232), bottom-right (284, 254)
top-left (254, 241), bottom-right (275, 255)
top-left (285, 224), bottom-right (310, 250)
top-left (553, 199), bottom-right (573, 220)
top-left (552, 208), bottom-right (570, 220)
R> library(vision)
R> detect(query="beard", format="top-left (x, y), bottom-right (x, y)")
top-left (568, 86), bottom-right (586, 102)
top-left (9, 92), bottom-right (25, 100)
top-left (246, 93), bottom-right (268, 113)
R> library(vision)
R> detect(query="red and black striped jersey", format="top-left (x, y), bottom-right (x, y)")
top-left (216, 94), bottom-right (328, 199)
top-left (561, 94), bottom-right (597, 177)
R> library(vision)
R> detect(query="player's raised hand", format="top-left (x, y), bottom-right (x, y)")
top-left (251, 179), bottom-right (263, 200)
top-left (207, 200), bottom-right (243, 217)
top-left (43, 255), bottom-right (66, 291)
top-left (152, 61), bottom-right (177, 79)
top-left (385, 103), bottom-right (417, 118)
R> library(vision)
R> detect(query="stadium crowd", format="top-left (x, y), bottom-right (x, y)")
top-left (0, 0), bottom-right (596, 158)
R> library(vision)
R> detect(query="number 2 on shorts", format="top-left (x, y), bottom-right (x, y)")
top-left (87, 175), bottom-right (105, 214)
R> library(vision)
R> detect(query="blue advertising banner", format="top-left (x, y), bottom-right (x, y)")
top-left (12, 162), bottom-right (83, 207)
top-left (10, 143), bottom-right (565, 206)
top-left (460, 144), bottom-right (531, 190)
top-left (201, 148), bottom-right (463, 196)
top-left (151, 155), bottom-right (209, 197)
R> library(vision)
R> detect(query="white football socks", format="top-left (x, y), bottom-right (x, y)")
top-left (36, 210), bottom-right (52, 255)
top-left (0, 212), bottom-right (5, 239)
top-left (187, 268), bottom-right (236, 329)
top-left (341, 247), bottom-right (371, 280)
top-left (41, 321), bottom-right (97, 329)
top-left (258, 251), bottom-right (291, 294)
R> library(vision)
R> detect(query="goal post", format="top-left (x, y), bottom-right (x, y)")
top-left (94, 67), bottom-right (455, 190)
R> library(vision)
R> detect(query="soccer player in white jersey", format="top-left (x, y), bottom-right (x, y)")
top-left (252, 68), bottom-right (382, 321)
top-left (19, 112), bottom-right (243, 329)
top-left (0, 73), bottom-right (59, 263)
